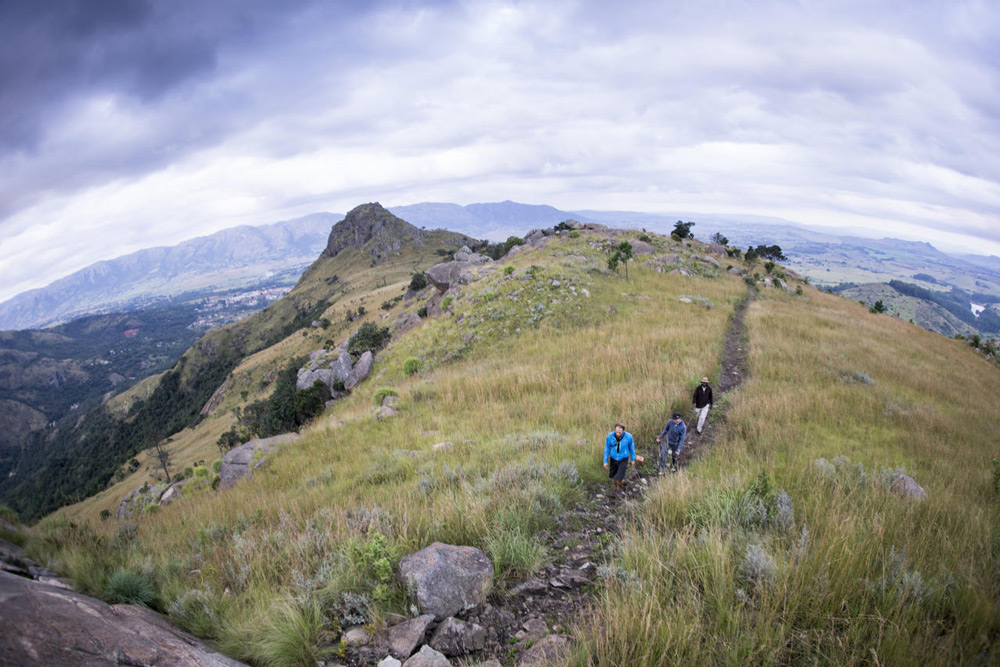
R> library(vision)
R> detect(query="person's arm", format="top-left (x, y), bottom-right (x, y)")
top-left (678, 423), bottom-right (687, 450)
top-left (656, 424), bottom-right (668, 442)
top-left (603, 435), bottom-right (611, 465)
top-left (707, 387), bottom-right (714, 406)
top-left (628, 434), bottom-right (636, 463)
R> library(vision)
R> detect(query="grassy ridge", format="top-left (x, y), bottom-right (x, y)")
top-left (576, 286), bottom-right (1000, 664)
top-left (29, 235), bottom-right (746, 663)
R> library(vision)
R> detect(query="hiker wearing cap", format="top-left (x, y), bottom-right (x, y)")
top-left (656, 412), bottom-right (687, 473)
top-left (603, 423), bottom-right (636, 494)
top-left (693, 376), bottom-right (713, 434)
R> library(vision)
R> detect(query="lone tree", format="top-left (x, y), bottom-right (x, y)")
top-left (871, 300), bottom-right (886, 314)
top-left (673, 220), bottom-right (695, 239)
top-left (711, 232), bottom-right (729, 246)
top-left (607, 240), bottom-right (634, 279)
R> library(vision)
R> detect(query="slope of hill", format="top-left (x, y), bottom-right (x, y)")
top-left (0, 306), bottom-right (205, 480)
top-left (0, 204), bottom-right (472, 521)
top-left (10, 217), bottom-right (1000, 665)
top-left (0, 213), bottom-right (341, 330)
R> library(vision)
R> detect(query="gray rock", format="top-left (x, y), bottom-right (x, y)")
top-left (394, 312), bottom-right (423, 335)
top-left (426, 262), bottom-right (468, 291)
top-left (509, 580), bottom-right (548, 596)
top-left (379, 658), bottom-right (403, 667)
top-left (429, 617), bottom-right (486, 656)
top-left (346, 351), bottom-right (374, 390)
top-left (403, 644), bottom-right (451, 667)
top-left (344, 625), bottom-right (372, 646)
top-left (431, 441), bottom-right (453, 452)
top-left (382, 395), bottom-right (399, 407)
top-left (524, 230), bottom-right (546, 245)
top-left (704, 243), bottom-right (728, 256)
top-left (0, 570), bottom-right (246, 666)
top-left (398, 543), bottom-right (493, 620)
top-left (630, 240), bottom-right (654, 255)
top-left (388, 614), bottom-right (435, 658)
top-left (375, 406), bottom-right (400, 420)
top-left (158, 480), bottom-right (187, 507)
top-left (654, 253), bottom-right (681, 264)
top-left (519, 634), bottom-right (571, 665)
top-left (454, 246), bottom-right (474, 262)
top-left (696, 255), bottom-right (721, 267)
top-left (679, 297), bottom-right (693, 304)
top-left (331, 350), bottom-right (354, 384)
top-left (0, 537), bottom-right (26, 563)
top-left (220, 433), bottom-right (300, 489)
top-left (727, 267), bottom-right (743, 275)
top-left (890, 474), bottom-right (928, 500)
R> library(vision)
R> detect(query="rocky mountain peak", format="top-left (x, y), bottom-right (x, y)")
top-left (324, 202), bottom-right (425, 259)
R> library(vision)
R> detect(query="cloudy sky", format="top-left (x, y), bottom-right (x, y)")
top-left (2, 0), bottom-right (999, 302)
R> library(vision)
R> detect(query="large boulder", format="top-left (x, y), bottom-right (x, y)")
top-left (629, 240), bottom-right (654, 255)
top-left (425, 262), bottom-right (474, 291)
top-left (220, 433), bottom-right (300, 489)
top-left (346, 351), bottom-right (374, 390)
top-left (398, 543), bottom-right (492, 620)
top-left (0, 571), bottom-right (246, 666)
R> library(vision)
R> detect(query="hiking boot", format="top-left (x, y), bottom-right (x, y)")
top-left (671, 465), bottom-right (678, 473)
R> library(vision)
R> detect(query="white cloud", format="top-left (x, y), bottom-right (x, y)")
top-left (2, 0), bottom-right (1000, 303)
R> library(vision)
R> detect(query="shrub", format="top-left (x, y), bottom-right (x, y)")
top-left (992, 458), bottom-right (1000, 495)
top-left (486, 524), bottom-right (548, 586)
top-left (567, 230), bottom-right (580, 239)
top-left (372, 387), bottom-right (398, 405)
top-left (294, 380), bottom-right (330, 424)
top-left (409, 272), bottom-right (428, 291)
top-left (440, 296), bottom-right (454, 311)
top-left (503, 265), bottom-right (515, 276)
top-left (711, 232), bottom-right (729, 246)
top-left (672, 220), bottom-right (695, 239)
top-left (348, 322), bottom-right (391, 359)
top-left (637, 233), bottom-right (652, 243)
top-left (105, 569), bottom-right (157, 607)
top-left (212, 459), bottom-right (222, 473)
top-left (99, 509), bottom-right (111, 521)
top-left (0, 504), bottom-right (18, 524)
top-left (255, 599), bottom-right (339, 667)
top-left (403, 358), bottom-right (421, 376)
top-left (417, 306), bottom-right (428, 318)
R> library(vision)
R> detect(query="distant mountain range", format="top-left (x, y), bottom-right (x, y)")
top-left (0, 213), bottom-right (342, 330)
top-left (4, 200), bottom-right (1000, 334)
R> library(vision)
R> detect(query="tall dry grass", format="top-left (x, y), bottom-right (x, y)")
top-left (576, 286), bottom-right (1000, 665)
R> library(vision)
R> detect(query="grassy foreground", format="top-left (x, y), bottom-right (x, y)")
top-left (24, 234), bottom-right (747, 665)
top-left (575, 285), bottom-right (1000, 665)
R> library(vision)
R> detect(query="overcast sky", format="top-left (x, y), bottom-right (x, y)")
top-left (2, 0), bottom-right (999, 302)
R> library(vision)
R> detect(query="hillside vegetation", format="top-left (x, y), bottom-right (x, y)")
top-left (578, 284), bottom-right (1000, 664)
top-left (15, 215), bottom-right (1000, 665)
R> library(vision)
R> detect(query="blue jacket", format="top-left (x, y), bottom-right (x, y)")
top-left (658, 419), bottom-right (687, 450)
top-left (604, 431), bottom-right (635, 463)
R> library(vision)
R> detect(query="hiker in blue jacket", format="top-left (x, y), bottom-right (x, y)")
top-left (656, 412), bottom-right (687, 473)
top-left (603, 423), bottom-right (635, 494)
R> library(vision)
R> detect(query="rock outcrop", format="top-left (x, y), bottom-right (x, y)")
top-left (398, 543), bottom-right (493, 620)
top-left (220, 433), bottom-right (300, 489)
top-left (325, 203), bottom-right (425, 259)
top-left (0, 570), bottom-right (246, 666)
top-left (425, 246), bottom-right (492, 291)
top-left (890, 473), bottom-right (928, 500)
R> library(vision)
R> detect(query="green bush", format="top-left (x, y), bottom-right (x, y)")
top-left (637, 233), bottom-right (652, 243)
top-left (440, 296), bottom-right (454, 311)
top-left (409, 272), bottom-right (428, 291)
top-left (567, 230), bottom-right (580, 239)
top-left (294, 380), bottom-right (330, 424)
top-left (348, 322), bottom-right (391, 360)
top-left (417, 306), bottom-right (428, 318)
top-left (403, 358), bottom-right (421, 376)
top-left (372, 387), bottom-right (398, 405)
top-left (503, 265), bottom-right (515, 276)
top-left (105, 569), bottom-right (157, 607)
top-left (0, 504), bottom-right (19, 524)
top-left (212, 459), bottom-right (222, 473)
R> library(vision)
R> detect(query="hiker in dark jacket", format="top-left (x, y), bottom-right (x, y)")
top-left (693, 376), bottom-right (713, 434)
top-left (603, 423), bottom-right (635, 494)
top-left (656, 412), bottom-right (687, 473)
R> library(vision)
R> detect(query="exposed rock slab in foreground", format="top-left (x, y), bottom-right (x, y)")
top-left (220, 433), bottom-right (300, 488)
top-left (0, 570), bottom-right (246, 666)
top-left (398, 543), bottom-right (493, 620)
